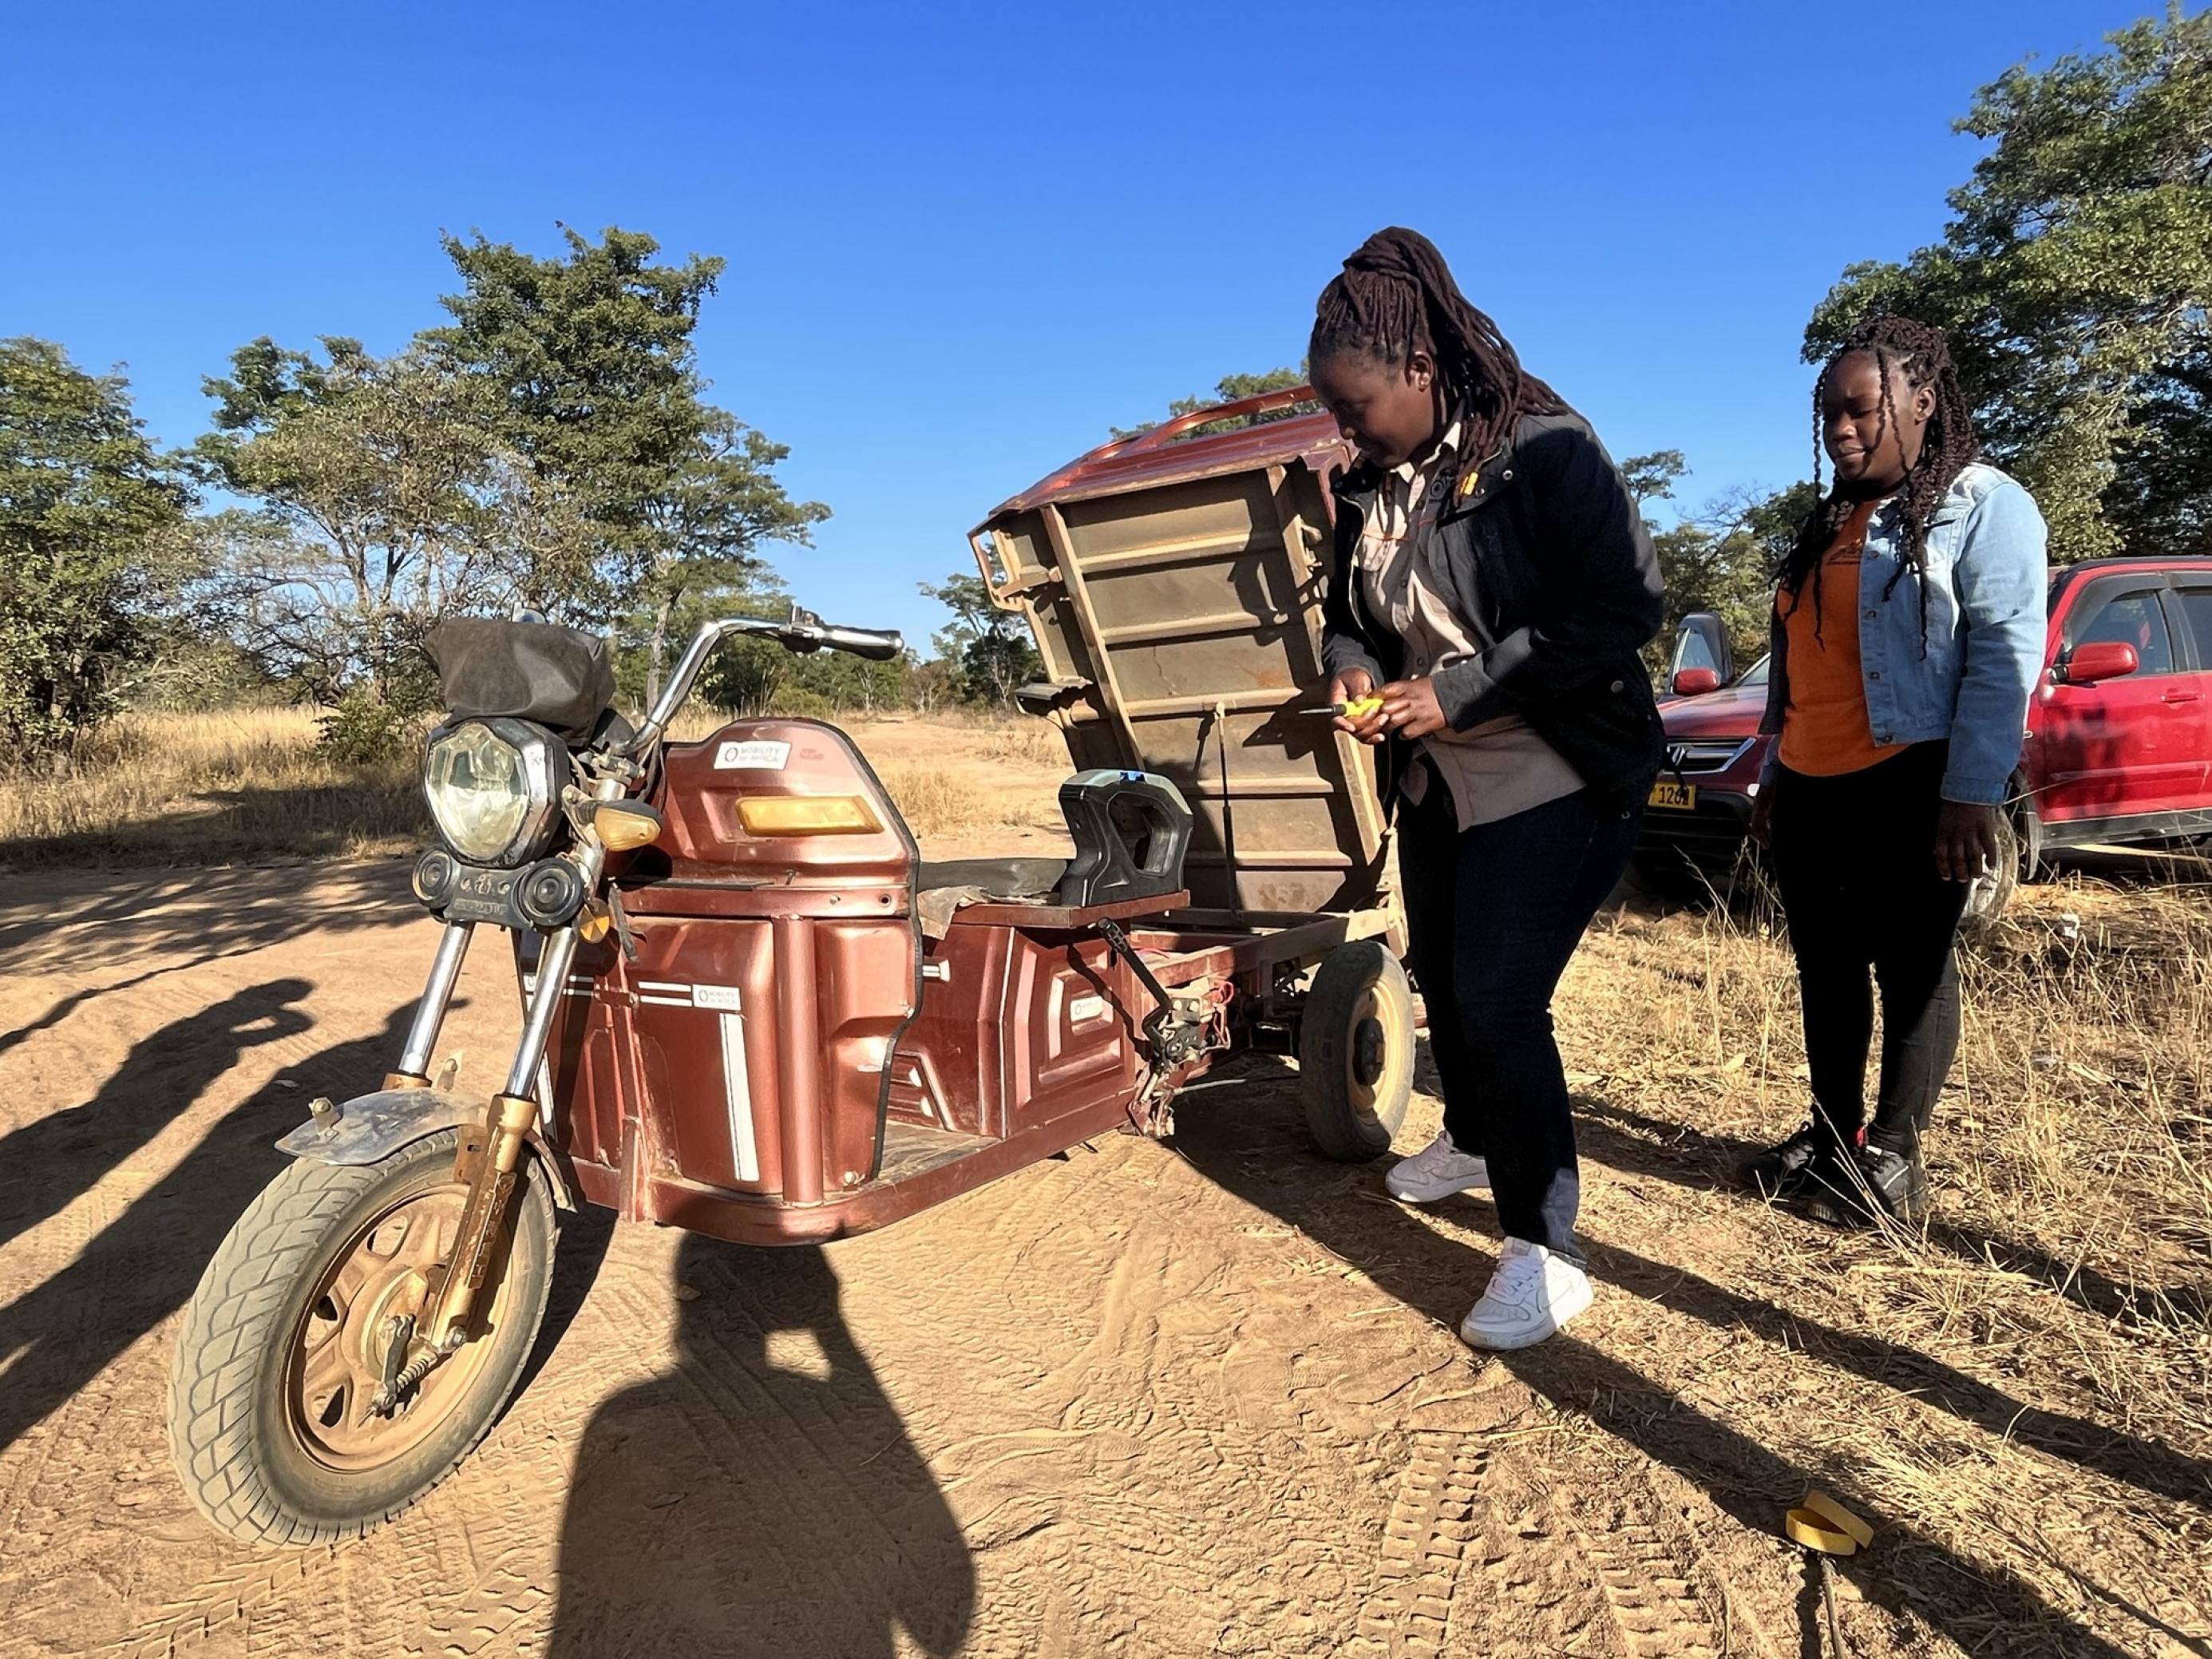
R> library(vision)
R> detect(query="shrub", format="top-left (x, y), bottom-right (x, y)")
top-left (315, 687), bottom-right (417, 764)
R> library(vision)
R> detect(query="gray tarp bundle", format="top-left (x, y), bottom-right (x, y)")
top-left (426, 619), bottom-right (615, 742)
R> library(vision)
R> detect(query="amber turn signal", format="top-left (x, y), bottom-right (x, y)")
top-left (738, 794), bottom-right (880, 836)
top-left (593, 802), bottom-right (663, 849)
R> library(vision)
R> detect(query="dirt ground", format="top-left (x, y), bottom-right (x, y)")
top-left (0, 732), bottom-right (2204, 1657)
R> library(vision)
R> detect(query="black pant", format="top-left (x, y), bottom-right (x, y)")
top-left (1769, 743), bottom-right (1969, 1153)
top-left (1397, 773), bottom-right (1644, 1262)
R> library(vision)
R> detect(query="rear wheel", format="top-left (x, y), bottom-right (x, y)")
top-left (1961, 808), bottom-right (2024, 932)
top-left (168, 1128), bottom-right (556, 1546)
top-left (1300, 941), bottom-right (1415, 1161)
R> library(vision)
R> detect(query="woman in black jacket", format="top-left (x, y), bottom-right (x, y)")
top-left (1313, 228), bottom-right (1664, 1348)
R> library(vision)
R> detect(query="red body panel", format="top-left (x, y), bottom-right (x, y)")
top-left (545, 720), bottom-right (922, 1238)
top-left (542, 720), bottom-right (1236, 1245)
top-left (890, 924), bottom-right (1150, 1142)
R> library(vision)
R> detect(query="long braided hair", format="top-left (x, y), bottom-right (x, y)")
top-left (1780, 315), bottom-right (1980, 650)
top-left (1308, 227), bottom-right (1567, 469)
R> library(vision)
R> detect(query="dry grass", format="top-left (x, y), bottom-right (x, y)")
top-left (972, 718), bottom-right (1070, 770)
top-left (877, 768), bottom-right (1028, 839)
top-left (1559, 872), bottom-right (2212, 1652)
top-left (0, 707), bottom-right (426, 868)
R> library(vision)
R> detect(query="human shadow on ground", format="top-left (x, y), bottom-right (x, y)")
top-left (0, 946), bottom-right (275, 1067)
top-left (0, 984), bottom-right (406, 1455)
top-left (1172, 1063), bottom-right (2155, 1659)
top-left (551, 1235), bottom-right (974, 1659)
top-left (0, 959), bottom-right (297, 1256)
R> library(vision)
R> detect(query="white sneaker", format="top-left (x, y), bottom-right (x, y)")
top-left (1458, 1238), bottom-right (1593, 1350)
top-left (1384, 1131), bottom-right (1491, 1203)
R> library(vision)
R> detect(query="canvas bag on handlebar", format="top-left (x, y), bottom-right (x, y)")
top-left (426, 620), bottom-right (616, 742)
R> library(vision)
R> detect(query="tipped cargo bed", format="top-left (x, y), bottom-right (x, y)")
top-left (971, 390), bottom-right (1395, 926)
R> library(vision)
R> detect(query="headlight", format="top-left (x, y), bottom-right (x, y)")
top-left (422, 719), bottom-right (569, 867)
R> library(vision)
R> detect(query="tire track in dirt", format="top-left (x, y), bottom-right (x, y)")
top-left (1347, 1431), bottom-right (1491, 1658)
top-left (1553, 1483), bottom-right (1767, 1659)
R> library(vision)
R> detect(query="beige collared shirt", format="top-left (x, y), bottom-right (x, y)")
top-left (1355, 422), bottom-right (1584, 826)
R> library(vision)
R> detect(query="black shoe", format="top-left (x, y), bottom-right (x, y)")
top-left (1734, 1120), bottom-right (1838, 1201)
top-left (1802, 1141), bottom-right (1931, 1229)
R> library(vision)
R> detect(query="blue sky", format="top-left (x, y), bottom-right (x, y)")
top-left (2, 0), bottom-right (2159, 651)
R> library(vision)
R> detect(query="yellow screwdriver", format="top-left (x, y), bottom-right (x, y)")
top-left (1300, 695), bottom-right (1386, 721)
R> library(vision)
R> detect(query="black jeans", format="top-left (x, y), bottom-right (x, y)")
top-left (1769, 742), bottom-right (1969, 1154)
top-left (1397, 773), bottom-right (1644, 1262)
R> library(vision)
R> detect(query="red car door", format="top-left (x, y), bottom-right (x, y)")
top-left (2166, 572), bottom-right (2212, 825)
top-left (2033, 576), bottom-right (2209, 830)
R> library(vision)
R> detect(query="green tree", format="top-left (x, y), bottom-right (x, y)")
top-left (1806, 6), bottom-right (2212, 560)
top-left (1112, 366), bottom-right (1317, 440)
top-left (0, 339), bottom-right (196, 762)
top-left (920, 572), bottom-right (1043, 706)
top-left (691, 611), bottom-right (793, 718)
top-left (194, 339), bottom-right (582, 707)
top-left (1619, 449), bottom-right (1688, 510)
top-left (1623, 449), bottom-right (1808, 672)
top-left (1660, 484), bottom-right (1816, 671)
top-left (423, 226), bottom-right (828, 695)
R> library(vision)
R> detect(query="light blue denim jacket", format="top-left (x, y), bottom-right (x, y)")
top-left (1759, 462), bottom-right (2048, 806)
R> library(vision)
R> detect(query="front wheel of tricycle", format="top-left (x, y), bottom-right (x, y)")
top-left (1299, 940), bottom-right (1415, 1161)
top-left (168, 1126), bottom-right (556, 1546)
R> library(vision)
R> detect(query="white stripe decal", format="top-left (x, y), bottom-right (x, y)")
top-left (639, 980), bottom-right (690, 993)
top-left (639, 995), bottom-right (692, 1008)
top-left (720, 1009), bottom-right (759, 1181)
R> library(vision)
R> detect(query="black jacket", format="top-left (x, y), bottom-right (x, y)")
top-left (1320, 410), bottom-right (1668, 804)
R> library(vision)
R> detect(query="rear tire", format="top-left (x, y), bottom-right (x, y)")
top-left (1300, 941), bottom-right (1415, 1161)
top-left (168, 1129), bottom-right (556, 1546)
top-left (1961, 809), bottom-right (2023, 932)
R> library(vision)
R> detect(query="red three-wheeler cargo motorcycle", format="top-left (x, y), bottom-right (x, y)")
top-left (168, 387), bottom-right (1415, 1544)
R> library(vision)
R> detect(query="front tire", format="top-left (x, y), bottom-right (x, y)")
top-left (168, 1128), bottom-right (556, 1546)
top-left (1300, 940), bottom-right (1416, 1161)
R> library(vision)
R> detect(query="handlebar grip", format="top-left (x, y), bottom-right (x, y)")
top-left (819, 626), bottom-right (904, 662)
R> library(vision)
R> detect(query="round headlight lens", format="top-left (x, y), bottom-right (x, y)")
top-left (425, 722), bottom-right (538, 863)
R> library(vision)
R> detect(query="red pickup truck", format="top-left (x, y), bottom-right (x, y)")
top-left (1640, 556), bottom-right (2212, 917)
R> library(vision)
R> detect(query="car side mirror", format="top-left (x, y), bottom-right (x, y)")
top-left (1671, 667), bottom-right (1723, 697)
top-left (1668, 611), bottom-right (1734, 689)
top-left (2061, 641), bottom-right (2140, 685)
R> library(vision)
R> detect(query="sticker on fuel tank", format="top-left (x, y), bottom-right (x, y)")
top-left (693, 984), bottom-right (743, 1012)
top-left (713, 739), bottom-right (792, 770)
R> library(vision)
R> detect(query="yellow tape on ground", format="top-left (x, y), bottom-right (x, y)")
top-left (1802, 1490), bottom-right (1874, 1548)
top-left (1786, 1508), bottom-right (1858, 1555)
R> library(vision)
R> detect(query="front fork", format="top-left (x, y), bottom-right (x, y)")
top-left (423, 924), bottom-right (582, 1348)
top-left (371, 889), bottom-right (596, 1411)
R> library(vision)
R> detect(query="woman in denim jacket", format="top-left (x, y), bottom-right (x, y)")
top-left (1739, 316), bottom-right (2046, 1225)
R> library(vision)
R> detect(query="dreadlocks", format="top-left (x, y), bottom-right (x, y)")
top-left (1309, 227), bottom-right (1567, 469)
top-left (1780, 315), bottom-right (1980, 651)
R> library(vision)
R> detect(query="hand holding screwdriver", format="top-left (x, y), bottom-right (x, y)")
top-left (1316, 671), bottom-right (1388, 745)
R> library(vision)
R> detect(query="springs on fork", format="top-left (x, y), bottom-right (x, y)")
top-left (371, 1341), bottom-right (449, 1416)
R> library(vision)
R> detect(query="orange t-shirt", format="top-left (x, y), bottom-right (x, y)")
top-left (1776, 499), bottom-right (1909, 778)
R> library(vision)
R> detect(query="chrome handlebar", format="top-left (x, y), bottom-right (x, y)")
top-left (623, 611), bottom-right (904, 755)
